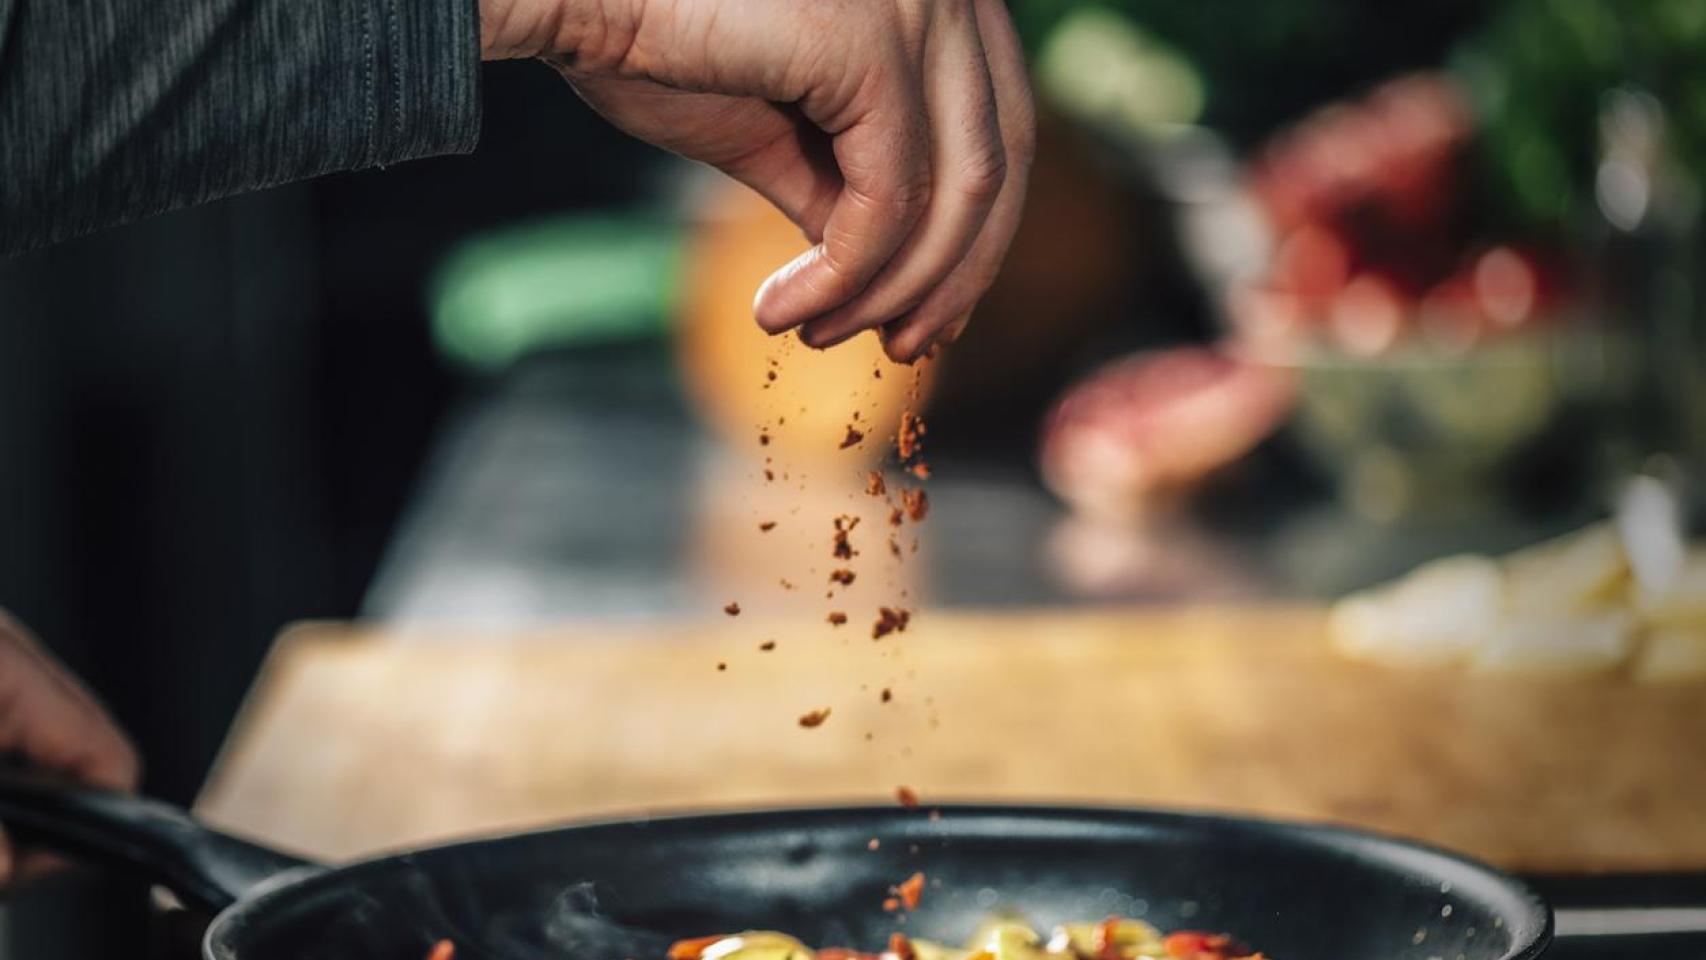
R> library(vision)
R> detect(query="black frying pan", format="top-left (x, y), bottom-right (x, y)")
top-left (0, 773), bottom-right (1551, 960)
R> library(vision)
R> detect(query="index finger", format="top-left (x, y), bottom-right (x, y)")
top-left (751, 49), bottom-right (934, 334)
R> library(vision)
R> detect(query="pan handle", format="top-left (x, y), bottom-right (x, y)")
top-left (0, 768), bottom-right (318, 912)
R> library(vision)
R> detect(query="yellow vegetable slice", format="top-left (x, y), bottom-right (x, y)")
top-left (1471, 612), bottom-right (1634, 677)
top-left (1637, 549), bottom-right (1706, 628)
top-left (701, 932), bottom-right (816, 960)
top-left (1503, 522), bottom-right (1629, 617)
top-left (1633, 626), bottom-right (1706, 682)
top-left (1330, 555), bottom-right (1503, 667)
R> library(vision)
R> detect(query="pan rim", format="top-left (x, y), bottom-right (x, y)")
top-left (202, 802), bottom-right (1553, 960)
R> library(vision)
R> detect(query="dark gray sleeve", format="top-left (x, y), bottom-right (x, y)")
top-left (0, 0), bottom-right (482, 256)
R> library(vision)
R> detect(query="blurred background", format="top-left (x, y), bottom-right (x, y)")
top-left (4, 0), bottom-right (1706, 953)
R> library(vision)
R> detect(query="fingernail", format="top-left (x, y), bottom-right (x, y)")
top-left (753, 274), bottom-right (786, 332)
top-left (752, 250), bottom-right (816, 332)
top-left (942, 314), bottom-right (972, 344)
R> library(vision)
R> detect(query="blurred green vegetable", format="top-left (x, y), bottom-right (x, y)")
top-left (429, 216), bottom-right (681, 370)
top-left (1454, 0), bottom-right (1706, 233)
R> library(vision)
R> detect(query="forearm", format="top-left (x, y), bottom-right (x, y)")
top-left (0, 0), bottom-right (482, 256)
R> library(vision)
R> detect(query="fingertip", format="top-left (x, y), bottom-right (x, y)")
top-left (752, 274), bottom-right (796, 335)
top-left (941, 313), bottom-right (973, 344)
top-left (798, 317), bottom-right (866, 350)
top-left (880, 325), bottom-right (930, 364)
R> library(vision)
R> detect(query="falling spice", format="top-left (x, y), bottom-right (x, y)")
top-left (896, 785), bottom-right (920, 807)
top-left (883, 898), bottom-right (902, 913)
top-left (759, 640), bottom-right (776, 651)
top-left (723, 602), bottom-right (741, 616)
top-left (759, 521), bottom-right (777, 532)
top-left (829, 569), bottom-right (856, 586)
top-left (767, 370), bottom-right (778, 382)
top-left (910, 462), bottom-right (932, 480)
top-left (426, 940), bottom-right (456, 960)
top-left (866, 471), bottom-right (887, 496)
top-left (872, 607), bottom-right (911, 639)
top-left (881, 687), bottom-right (893, 703)
top-left (717, 662), bottom-right (728, 671)
top-left (832, 516), bottom-right (859, 559)
top-left (868, 838), bottom-right (881, 851)
top-left (888, 507), bottom-right (904, 527)
top-left (886, 934), bottom-right (918, 960)
top-left (764, 469), bottom-right (775, 482)
top-left (840, 425), bottom-right (865, 449)
top-left (891, 871), bottom-right (926, 911)
top-left (897, 411), bottom-right (926, 460)
top-left (901, 488), bottom-right (929, 522)
top-left (759, 432), bottom-right (771, 446)
top-left (874, 367), bottom-right (883, 379)
top-left (798, 708), bottom-right (832, 728)
top-left (827, 611), bottom-right (848, 626)
top-left (780, 578), bottom-right (796, 590)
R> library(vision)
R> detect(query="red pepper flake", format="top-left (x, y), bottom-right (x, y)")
top-left (867, 838), bottom-right (881, 850)
top-left (895, 785), bottom-right (920, 807)
top-left (827, 611), bottom-right (848, 626)
top-left (669, 936), bottom-right (725, 960)
top-left (759, 521), bottom-right (777, 532)
top-left (901, 489), bottom-right (929, 522)
top-left (832, 515), bottom-right (860, 559)
top-left (829, 569), bottom-right (856, 586)
top-left (897, 411), bottom-right (926, 461)
top-left (890, 871), bottom-right (925, 911)
top-left (882, 897), bottom-right (902, 912)
top-left (723, 602), bottom-right (741, 616)
top-left (866, 471), bottom-right (887, 496)
top-left (886, 933), bottom-right (918, 960)
top-left (888, 507), bottom-right (904, 527)
top-left (1161, 933), bottom-right (1240, 960)
top-left (759, 640), bottom-right (776, 651)
top-left (798, 708), bottom-right (831, 728)
top-left (880, 687), bottom-right (893, 703)
top-left (1093, 918), bottom-right (1123, 960)
top-left (872, 607), bottom-right (910, 639)
top-left (910, 462), bottom-right (931, 480)
top-left (426, 940), bottom-right (456, 960)
top-left (840, 425), bottom-right (865, 449)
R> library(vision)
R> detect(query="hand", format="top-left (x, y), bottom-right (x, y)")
top-left (0, 611), bottom-right (139, 883)
top-left (479, 0), bottom-right (1035, 361)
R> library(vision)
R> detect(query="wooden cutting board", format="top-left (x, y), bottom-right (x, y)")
top-left (195, 607), bottom-right (1706, 872)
